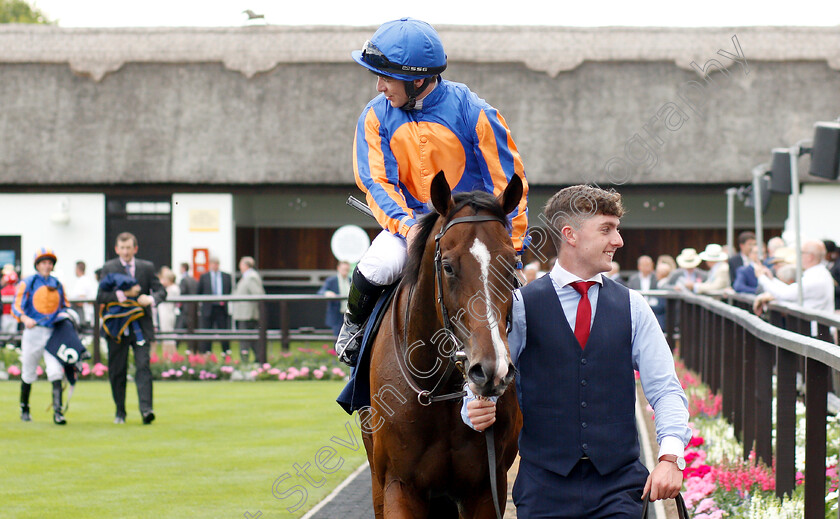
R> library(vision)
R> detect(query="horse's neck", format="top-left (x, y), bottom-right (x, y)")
top-left (400, 246), bottom-right (449, 370)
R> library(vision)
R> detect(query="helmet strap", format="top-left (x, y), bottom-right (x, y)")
top-left (401, 77), bottom-right (433, 110)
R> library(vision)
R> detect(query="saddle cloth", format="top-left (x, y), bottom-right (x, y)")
top-left (336, 282), bottom-right (399, 414)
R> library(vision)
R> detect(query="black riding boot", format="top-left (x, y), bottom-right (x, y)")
top-left (335, 269), bottom-right (384, 367)
top-left (52, 380), bottom-right (66, 425)
top-left (20, 381), bottom-right (32, 422)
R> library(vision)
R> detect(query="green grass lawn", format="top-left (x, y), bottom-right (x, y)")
top-left (1, 380), bottom-right (368, 519)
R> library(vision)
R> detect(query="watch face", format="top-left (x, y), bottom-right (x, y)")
top-left (676, 457), bottom-right (686, 470)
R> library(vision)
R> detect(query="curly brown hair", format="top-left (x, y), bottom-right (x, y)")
top-left (542, 185), bottom-right (625, 253)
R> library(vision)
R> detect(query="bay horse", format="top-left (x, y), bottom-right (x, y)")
top-left (359, 171), bottom-right (524, 518)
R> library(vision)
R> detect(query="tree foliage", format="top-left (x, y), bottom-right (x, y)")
top-left (0, 0), bottom-right (54, 24)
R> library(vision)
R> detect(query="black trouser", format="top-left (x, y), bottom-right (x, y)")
top-left (175, 302), bottom-right (197, 330)
top-left (199, 304), bottom-right (230, 354)
top-left (108, 333), bottom-right (153, 418)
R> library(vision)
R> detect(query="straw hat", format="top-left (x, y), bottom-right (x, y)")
top-left (699, 244), bottom-right (729, 263)
top-left (771, 247), bottom-right (796, 265)
top-left (676, 248), bottom-right (702, 269)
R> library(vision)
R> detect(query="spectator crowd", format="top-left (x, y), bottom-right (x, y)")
top-left (518, 231), bottom-right (840, 330)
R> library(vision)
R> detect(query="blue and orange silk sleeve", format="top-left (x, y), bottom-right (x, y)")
top-left (474, 108), bottom-right (529, 252)
top-left (353, 107), bottom-right (415, 238)
top-left (12, 280), bottom-right (27, 320)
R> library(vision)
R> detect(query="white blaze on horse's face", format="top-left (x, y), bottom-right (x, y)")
top-left (469, 237), bottom-right (510, 385)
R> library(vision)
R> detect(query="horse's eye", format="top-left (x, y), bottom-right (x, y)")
top-left (442, 262), bottom-right (455, 276)
top-left (506, 312), bottom-right (513, 333)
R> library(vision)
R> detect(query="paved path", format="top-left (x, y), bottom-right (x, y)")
top-left (306, 389), bottom-right (668, 519)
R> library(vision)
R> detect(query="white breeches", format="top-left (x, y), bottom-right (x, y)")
top-left (356, 230), bottom-right (409, 286)
top-left (20, 325), bottom-right (64, 383)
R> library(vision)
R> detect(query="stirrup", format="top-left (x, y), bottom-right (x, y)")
top-left (335, 317), bottom-right (364, 367)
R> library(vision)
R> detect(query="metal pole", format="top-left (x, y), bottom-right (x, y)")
top-left (789, 147), bottom-right (804, 305)
top-left (726, 187), bottom-right (737, 257)
top-left (751, 170), bottom-right (764, 261)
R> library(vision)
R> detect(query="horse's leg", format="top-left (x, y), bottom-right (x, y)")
top-left (460, 472), bottom-right (508, 519)
top-left (369, 467), bottom-right (385, 519)
top-left (382, 478), bottom-right (429, 519)
top-left (359, 412), bottom-right (386, 519)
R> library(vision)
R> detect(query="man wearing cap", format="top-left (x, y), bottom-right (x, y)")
top-left (663, 248), bottom-right (708, 291)
top-left (693, 244), bottom-right (730, 294)
top-left (13, 248), bottom-right (70, 424)
top-left (336, 17), bottom-right (529, 366)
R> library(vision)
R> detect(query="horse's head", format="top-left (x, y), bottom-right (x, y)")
top-left (427, 171), bottom-right (524, 398)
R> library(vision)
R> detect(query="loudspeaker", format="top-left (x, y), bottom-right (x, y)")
top-left (743, 175), bottom-right (772, 214)
top-left (809, 121), bottom-right (840, 180)
top-left (769, 148), bottom-right (792, 194)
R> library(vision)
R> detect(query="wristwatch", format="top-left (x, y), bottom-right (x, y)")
top-left (659, 454), bottom-right (686, 470)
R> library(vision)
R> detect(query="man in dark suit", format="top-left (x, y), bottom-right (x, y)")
top-left (97, 232), bottom-right (166, 425)
top-left (627, 255), bottom-right (666, 330)
top-left (175, 262), bottom-right (199, 330)
top-left (197, 256), bottom-right (232, 354)
top-left (728, 231), bottom-right (756, 284)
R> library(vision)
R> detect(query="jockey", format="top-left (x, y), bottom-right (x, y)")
top-left (14, 247), bottom-right (71, 424)
top-left (337, 17), bottom-right (529, 366)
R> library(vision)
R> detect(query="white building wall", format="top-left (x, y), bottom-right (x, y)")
top-left (171, 193), bottom-right (235, 277)
top-left (0, 194), bottom-right (105, 282)
top-left (783, 184), bottom-right (840, 246)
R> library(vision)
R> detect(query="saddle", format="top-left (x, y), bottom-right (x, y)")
top-left (336, 282), bottom-right (399, 414)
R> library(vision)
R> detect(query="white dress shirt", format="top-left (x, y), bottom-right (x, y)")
top-left (758, 263), bottom-right (835, 312)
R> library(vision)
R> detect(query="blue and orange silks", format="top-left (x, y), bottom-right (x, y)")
top-left (13, 273), bottom-right (68, 327)
top-left (353, 78), bottom-right (529, 251)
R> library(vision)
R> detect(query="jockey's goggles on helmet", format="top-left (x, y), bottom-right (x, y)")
top-left (361, 40), bottom-right (446, 78)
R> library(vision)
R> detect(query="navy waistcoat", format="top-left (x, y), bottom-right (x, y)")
top-left (517, 274), bottom-right (638, 476)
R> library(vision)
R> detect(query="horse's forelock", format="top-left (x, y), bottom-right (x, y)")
top-left (403, 191), bottom-right (509, 286)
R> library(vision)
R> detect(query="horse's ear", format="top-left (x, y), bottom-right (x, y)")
top-left (430, 171), bottom-right (454, 216)
top-left (498, 174), bottom-right (523, 215)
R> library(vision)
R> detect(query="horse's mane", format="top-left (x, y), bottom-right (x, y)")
top-left (402, 190), bottom-right (511, 286)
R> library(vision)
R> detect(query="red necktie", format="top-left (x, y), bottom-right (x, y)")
top-left (570, 281), bottom-right (597, 349)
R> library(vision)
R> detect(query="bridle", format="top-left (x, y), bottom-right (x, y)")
top-left (391, 211), bottom-right (512, 519)
top-left (393, 213), bottom-right (508, 407)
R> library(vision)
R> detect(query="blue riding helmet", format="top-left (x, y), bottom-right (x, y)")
top-left (351, 17), bottom-right (447, 82)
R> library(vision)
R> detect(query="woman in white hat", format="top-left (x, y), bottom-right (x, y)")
top-left (694, 244), bottom-right (730, 294)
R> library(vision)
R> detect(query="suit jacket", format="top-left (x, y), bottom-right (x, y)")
top-left (232, 269), bottom-right (264, 321)
top-left (694, 263), bottom-right (730, 294)
top-left (663, 268), bottom-right (708, 289)
top-left (732, 264), bottom-right (759, 294)
top-left (626, 273), bottom-right (657, 291)
top-left (97, 257), bottom-right (166, 342)
top-left (198, 270), bottom-right (233, 316)
top-left (179, 274), bottom-right (198, 296)
top-left (626, 273), bottom-right (666, 329)
top-left (318, 275), bottom-right (343, 330)
top-left (728, 255), bottom-right (746, 284)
